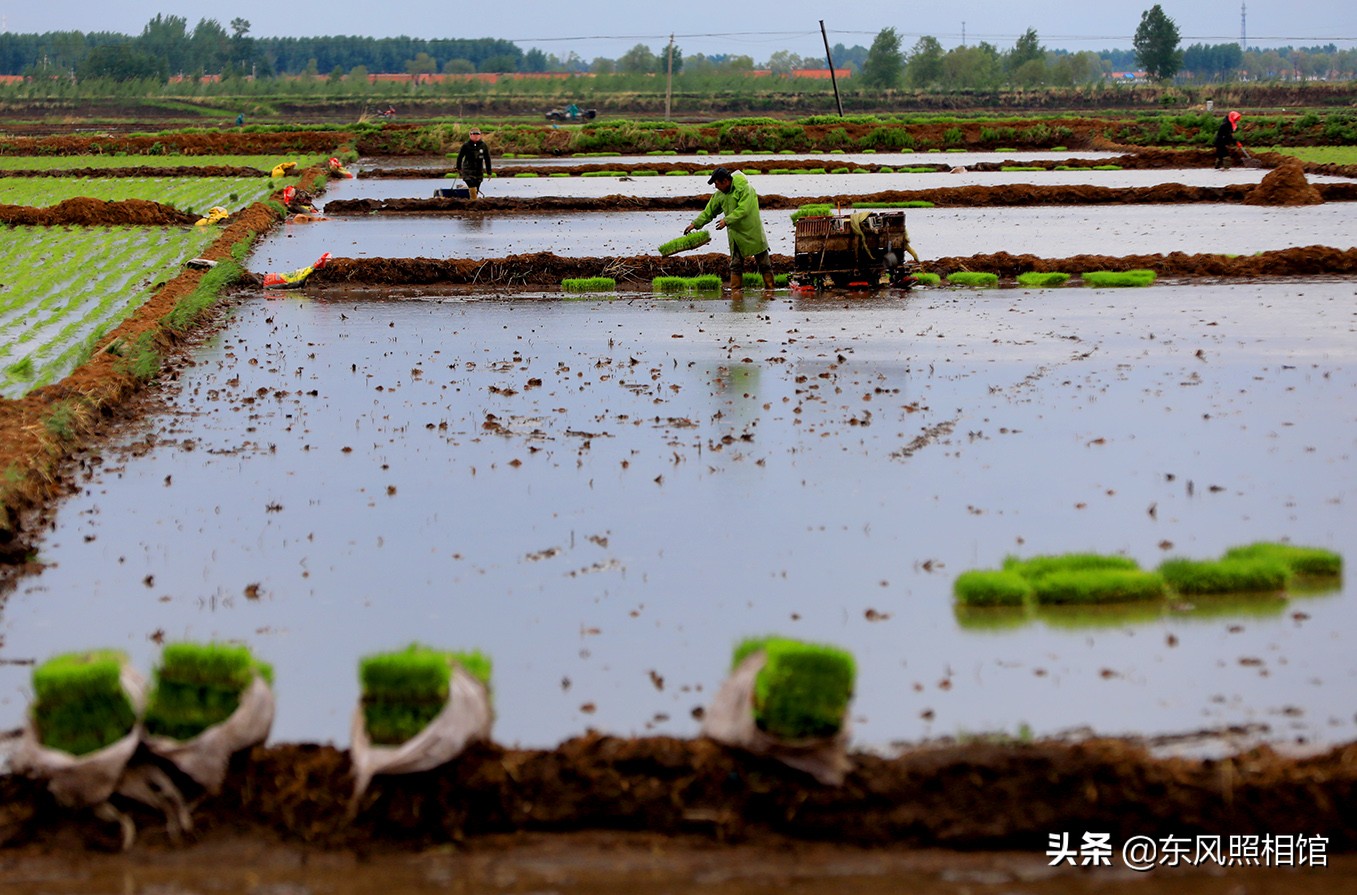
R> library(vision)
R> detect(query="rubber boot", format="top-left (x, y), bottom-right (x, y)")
top-left (729, 273), bottom-right (743, 292)
top-left (469, 186), bottom-right (479, 199)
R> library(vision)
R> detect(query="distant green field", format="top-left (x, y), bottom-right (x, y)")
top-left (0, 177), bottom-right (284, 213)
top-left (0, 226), bottom-right (217, 397)
top-left (0, 154), bottom-right (327, 171)
top-left (1264, 146), bottom-right (1357, 166)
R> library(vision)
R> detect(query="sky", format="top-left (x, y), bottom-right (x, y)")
top-left (2, 2), bottom-right (1354, 59)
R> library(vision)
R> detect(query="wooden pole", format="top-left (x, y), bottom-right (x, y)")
top-left (820, 20), bottom-right (843, 118)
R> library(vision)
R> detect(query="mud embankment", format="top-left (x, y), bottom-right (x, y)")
top-left (2, 734), bottom-right (1355, 852)
top-left (309, 245), bottom-right (1357, 288)
top-left (0, 197), bottom-right (200, 226)
top-left (0, 165), bottom-right (268, 179)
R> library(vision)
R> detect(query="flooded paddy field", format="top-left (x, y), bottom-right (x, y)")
top-left (1, 279), bottom-right (1352, 755)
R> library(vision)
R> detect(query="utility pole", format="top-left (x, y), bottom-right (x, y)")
top-left (962, 21), bottom-right (966, 47)
top-left (819, 20), bottom-right (843, 118)
top-left (1240, 2), bottom-right (1247, 50)
top-left (665, 33), bottom-right (674, 120)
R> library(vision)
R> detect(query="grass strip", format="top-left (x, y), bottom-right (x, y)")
top-left (732, 636), bottom-right (855, 739)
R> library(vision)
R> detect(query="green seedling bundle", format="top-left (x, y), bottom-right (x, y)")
top-left (909, 272), bottom-right (942, 285)
top-left (741, 272), bottom-right (790, 287)
top-left (143, 642), bottom-right (273, 741)
top-left (1157, 557), bottom-right (1290, 596)
top-left (732, 636), bottom-right (855, 740)
top-left (790, 203), bottom-right (834, 222)
top-left (952, 569), bottom-right (1033, 607)
top-left (1016, 271), bottom-right (1071, 287)
top-left (561, 277), bottom-right (617, 293)
top-left (360, 644), bottom-right (492, 745)
top-left (652, 274), bottom-right (724, 293)
top-left (657, 230), bottom-right (711, 256)
top-left (31, 650), bottom-right (138, 756)
top-left (1224, 541), bottom-right (1342, 578)
top-left (1082, 270), bottom-right (1157, 288)
top-left (946, 271), bottom-right (999, 288)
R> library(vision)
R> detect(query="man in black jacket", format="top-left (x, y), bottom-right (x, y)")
top-left (456, 127), bottom-right (493, 199)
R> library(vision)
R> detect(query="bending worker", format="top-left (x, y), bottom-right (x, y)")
top-left (1214, 110), bottom-right (1243, 170)
top-left (684, 166), bottom-right (774, 292)
top-left (456, 127), bottom-right (493, 199)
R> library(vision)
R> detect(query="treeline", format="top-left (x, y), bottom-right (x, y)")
top-left (0, 15), bottom-right (1353, 86)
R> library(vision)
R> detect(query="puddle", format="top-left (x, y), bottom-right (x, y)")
top-left (1, 281), bottom-right (1352, 754)
top-left (253, 202), bottom-right (1357, 273)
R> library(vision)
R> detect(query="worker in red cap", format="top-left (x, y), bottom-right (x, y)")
top-left (1214, 111), bottom-right (1243, 170)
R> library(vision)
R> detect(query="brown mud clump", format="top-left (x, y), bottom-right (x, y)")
top-left (0, 197), bottom-right (199, 226)
top-left (1246, 157), bottom-right (1324, 206)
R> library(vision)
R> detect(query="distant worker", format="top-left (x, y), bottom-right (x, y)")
top-left (236, 112), bottom-right (245, 127)
top-left (456, 127), bottom-right (493, 200)
top-left (1214, 110), bottom-right (1243, 170)
top-left (684, 167), bottom-right (773, 292)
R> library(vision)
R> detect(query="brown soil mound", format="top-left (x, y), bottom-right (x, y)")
top-left (310, 245), bottom-right (1357, 288)
top-left (0, 165), bottom-right (267, 179)
top-left (1245, 157), bottom-right (1325, 206)
top-left (3, 734), bottom-right (1356, 852)
top-left (0, 197), bottom-right (199, 226)
top-left (326, 181), bottom-right (1357, 216)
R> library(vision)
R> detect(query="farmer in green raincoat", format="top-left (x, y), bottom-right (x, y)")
top-left (684, 167), bottom-right (774, 292)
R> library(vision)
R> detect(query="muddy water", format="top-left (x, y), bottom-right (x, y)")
top-left (361, 150), bottom-right (1127, 171)
top-left (1, 281), bottom-right (1352, 755)
top-left (253, 203), bottom-right (1357, 273)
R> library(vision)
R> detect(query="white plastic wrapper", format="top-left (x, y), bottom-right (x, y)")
top-left (12, 662), bottom-right (147, 807)
top-left (700, 652), bottom-right (852, 786)
top-left (349, 666), bottom-right (494, 801)
top-left (143, 673), bottom-right (275, 794)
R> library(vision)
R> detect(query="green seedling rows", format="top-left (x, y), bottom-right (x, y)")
top-left (652, 275), bottom-right (725, 293)
top-left (0, 154), bottom-right (327, 172)
top-left (732, 636), bottom-right (855, 740)
top-left (360, 644), bottom-right (492, 746)
top-left (741, 272), bottom-right (791, 287)
top-left (0, 177), bottom-right (283, 213)
top-left (32, 650), bottom-right (138, 756)
top-left (0, 226), bottom-right (218, 398)
top-left (143, 642), bottom-right (274, 742)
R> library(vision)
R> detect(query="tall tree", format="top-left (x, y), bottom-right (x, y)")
top-left (860, 27), bottom-right (903, 89)
top-left (1007, 28), bottom-right (1047, 85)
top-left (904, 36), bottom-right (944, 88)
top-left (1133, 5), bottom-right (1183, 81)
top-left (618, 43), bottom-right (658, 75)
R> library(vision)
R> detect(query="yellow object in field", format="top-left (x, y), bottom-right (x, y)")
top-left (270, 161), bottom-right (297, 178)
top-left (194, 206), bottom-right (230, 226)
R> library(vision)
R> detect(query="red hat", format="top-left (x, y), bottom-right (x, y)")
top-left (1228, 110), bottom-right (1242, 128)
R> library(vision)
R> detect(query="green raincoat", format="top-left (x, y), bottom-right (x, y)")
top-left (690, 172), bottom-right (769, 257)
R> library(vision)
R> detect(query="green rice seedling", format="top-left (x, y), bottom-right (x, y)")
top-left (828, 149), bottom-right (845, 154)
top-left (142, 642), bottom-right (274, 740)
top-left (1091, 165), bottom-right (1123, 170)
top-left (1082, 270), bottom-right (1156, 288)
top-left (953, 569), bottom-right (1033, 607)
top-left (513, 172), bottom-right (540, 178)
top-left (658, 230), bottom-right (712, 256)
top-left (561, 277), bottom-right (617, 293)
top-left (360, 644), bottom-right (491, 745)
top-left (778, 149), bottom-right (796, 154)
top-left (688, 274), bottom-right (724, 292)
top-left (946, 272), bottom-right (999, 288)
top-left (898, 166), bottom-right (936, 173)
top-left (803, 168), bottom-right (827, 175)
top-left (742, 272), bottom-right (790, 287)
top-left (852, 168), bottom-right (870, 174)
top-left (580, 171), bottom-right (626, 177)
top-left (790, 203), bottom-right (834, 223)
top-left (732, 636), bottom-right (855, 739)
top-left (549, 172), bottom-right (570, 177)
top-left (629, 170), bottom-right (660, 176)
top-left (1222, 542), bottom-right (1342, 578)
top-left (1016, 272), bottom-right (1070, 288)
top-left (1157, 557), bottom-right (1290, 596)
top-left (1052, 146), bottom-right (1068, 152)
top-left (1031, 569), bottom-right (1165, 605)
top-left (1004, 553), bottom-right (1141, 580)
top-left (665, 170), bottom-right (688, 175)
top-left (769, 168), bottom-right (794, 175)
top-left (831, 167), bottom-right (851, 174)
top-left (1001, 166), bottom-right (1043, 172)
top-left (909, 272), bottom-right (942, 286)
top-left (31, 650), bottom-right (138, 756)
top-left (652, 276), bottom-right (691, 292)
top-left (851, 200), bottom-right (935, 209)
top-left (878, 166), bottom-right (894, 173)
top-left (995, 147), bottom-right (1017, 153)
